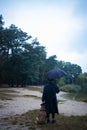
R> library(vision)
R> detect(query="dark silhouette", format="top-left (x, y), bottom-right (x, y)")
top-left (42, 79), bottom-right (60, 123)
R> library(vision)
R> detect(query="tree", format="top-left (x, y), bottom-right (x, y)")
top-left (77, 73), bottom-right (87, 93)
top-left (61, 62), bottom-right (82, 84)
top-left (0, 14), bottom-right (4, 29)
top-left (0, 15), bottom-right (83, 87)
top-left (45, 55), bottom-right (58, 71)
top-left (0, 22), bottom-right (32, 86)
top-left (22, 38), bottom-right (46, 85)
top-left (0, 14), bottom-right (5, 84)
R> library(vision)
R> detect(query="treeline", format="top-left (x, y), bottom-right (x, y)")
top-left (0, 15), bottom-right (82, 87)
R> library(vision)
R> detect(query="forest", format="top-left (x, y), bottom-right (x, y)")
top-left (0, 14), bottom-right (87, 92)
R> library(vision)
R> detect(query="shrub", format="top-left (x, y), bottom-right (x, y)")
top-left (77, 73), bottom-right (87, 93)
top-left (60, 84), bottom-right (81, 93)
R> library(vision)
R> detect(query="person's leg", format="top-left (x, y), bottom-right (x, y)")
top-left (52, 113), bottom-right (55, 119)
top-left (52, 113), bottom-right (56, 123)
top-left (46, 113), bottom-right (50, 123)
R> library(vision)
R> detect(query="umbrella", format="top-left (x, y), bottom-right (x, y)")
top-left (46, 68), bottom-right (67, 80)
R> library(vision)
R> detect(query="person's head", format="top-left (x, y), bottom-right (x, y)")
top-left (48, 78), bottom-right (55, 84)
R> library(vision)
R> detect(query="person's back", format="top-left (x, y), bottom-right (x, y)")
top-left (44, 82), bottom-right (58, 103)
top-left (42, 79), bottom-right (60, 123)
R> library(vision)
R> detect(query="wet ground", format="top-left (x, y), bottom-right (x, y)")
top-left (0, 87), bottom-right (87, 119)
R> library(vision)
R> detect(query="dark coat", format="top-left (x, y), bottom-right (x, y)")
top-left (42, 82), bottom-right (60, 114)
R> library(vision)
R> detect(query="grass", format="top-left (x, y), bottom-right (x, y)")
top-left (0, 92), bottom-right (41, 100)
top-left (27, 85), bottom-right (43, 93)
top-left (60, 84), bottom-right (81, 93)
top-left (0, 93), bottom-right (18, 100)
top-left (0, 85), bottom-right (43, 100)
top-left (0, 89), bottom-right (19, 93)
top-left (63, 93), bottom-right (87, 102)
top-left (0, 89), bottom-right (20, 100)
top-left (0, 110), bottom-right (87, 130)
top-left (24, 94), bottom-right (41, 99)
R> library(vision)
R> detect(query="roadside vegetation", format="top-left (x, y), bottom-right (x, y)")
top-left (62, 92), bottom-right (87, 102)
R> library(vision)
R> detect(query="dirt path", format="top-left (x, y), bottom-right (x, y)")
top-left (0, 87), bottom-right (87, 118)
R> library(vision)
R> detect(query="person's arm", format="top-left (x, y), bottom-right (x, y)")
top-left (54, 84), bottom-right (60, 93)
top-left (42, 87), bottom-right (45, 102)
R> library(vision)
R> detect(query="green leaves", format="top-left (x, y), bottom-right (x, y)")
top-left (0, 14), bottom-right (82, 87)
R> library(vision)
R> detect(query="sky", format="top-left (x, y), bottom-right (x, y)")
top-left (0, 0), bottom-right (87, 73)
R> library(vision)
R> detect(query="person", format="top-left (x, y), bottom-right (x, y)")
top-left (42, 79), bottom-right (60, 123)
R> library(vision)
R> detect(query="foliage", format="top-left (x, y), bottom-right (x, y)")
top-left (62, 62), bottom-right (82, 84)
top-left (63, 92), bottom-right (87, 102)
top-left (60, 84), bottom-right (81, 93)
top-left (0, 14), bottom-right (4, 30)
top-left (0, 14), bottom-right (82, 87)
top-left (58, 77), bottom-right (66, 86)
top-left (77, 73), bottom-right (87, 93)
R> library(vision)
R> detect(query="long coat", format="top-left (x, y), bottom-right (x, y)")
top-left (42, 82), bottom-right (60, 114)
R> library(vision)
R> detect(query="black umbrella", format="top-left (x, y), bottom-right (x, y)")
top-left (46, 68), bottom-right (67, 80)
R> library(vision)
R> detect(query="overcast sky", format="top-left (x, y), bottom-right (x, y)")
top-left (0, 0), bottom-right (87, 73)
